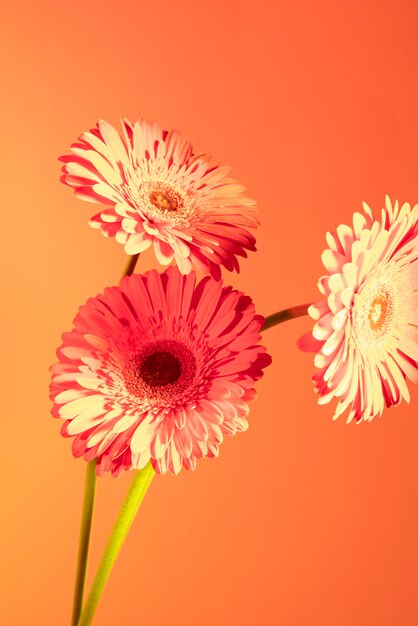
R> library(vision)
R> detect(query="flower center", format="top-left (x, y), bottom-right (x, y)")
top-left (123, 339), bottom-right (198, 402)
top-left (124, 177), bottom-right (196, 224)
top-left (139, 351), bottom-right (182, 387)
top-left (353, 277), bottom-right (397, 352)
top-left (368, 295), bottom-right (389, 331)
top-left (149, 188), bottom-right (182, 212)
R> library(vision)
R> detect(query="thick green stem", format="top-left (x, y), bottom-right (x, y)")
top-left (261, 303), bottom-right (311, 331)
top-left (71, 460), bottom-right (97, 626)
top-left (70, 254), bottom-right (140, 626)
top-left (77, 463), bottom-right (155, 626)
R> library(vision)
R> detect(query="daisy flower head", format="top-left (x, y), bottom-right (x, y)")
top-left (60, 118), bottom-right (258, 279)
top-left (50, 267), bottom-right (271, 476)
top-left (298, 196), bottom-right (418, 423)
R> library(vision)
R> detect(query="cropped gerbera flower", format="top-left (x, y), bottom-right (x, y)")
top-left (60, 118), bottom-right (258, 278)
top-left (50, 267), bottom-right (271, 476)
top-left (298, 196), bottom-right (418, 423)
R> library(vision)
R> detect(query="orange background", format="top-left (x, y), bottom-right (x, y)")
top-left (2, 1), bottom-right (418, 624)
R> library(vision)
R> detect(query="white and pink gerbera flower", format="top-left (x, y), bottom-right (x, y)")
top-left (50, 267), bottom-right (271, 476)
top-left (60, 118), bottom-right (258, 279)
top-left (298, 196), bottom-right (418, 423)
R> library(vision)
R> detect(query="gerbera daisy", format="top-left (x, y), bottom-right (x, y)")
top-left (50, 267), bottom-right (271, 476)
top-left (298, 196), bottom-right (418, 423)
top-left (60, 118), bottom-right (258, 278)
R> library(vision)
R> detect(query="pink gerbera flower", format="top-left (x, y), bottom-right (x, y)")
top-left (60, 118), bottom-right (258, 278)
top-left (50, 267), bottom-right (271, 476)
top-left (298, 196), bottom-right (418, 423)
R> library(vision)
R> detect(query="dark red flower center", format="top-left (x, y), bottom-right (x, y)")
top-left (139, 351), bottom-right (182, 387)
top-left (124, 340), bottom-right (197, 400)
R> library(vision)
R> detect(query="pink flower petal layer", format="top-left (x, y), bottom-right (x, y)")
top-left (50, 267), bottom-right (271, 476)
top-left (60, 118), bottom-right (258, 278)
top-left (299, 196), bottom-right (418, 423)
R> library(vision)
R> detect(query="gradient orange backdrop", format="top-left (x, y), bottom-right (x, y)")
top-left (2, 1), bottom-right (418, 624)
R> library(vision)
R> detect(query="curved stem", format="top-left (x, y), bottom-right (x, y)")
top-left (71, 460), bottom-right (97, 626)
top-left (261, 303), bottom-right (311, 331)
top-left (70, 254), bottom-right (140, 626)
top-left (77, 463), bottom-right (155, 626)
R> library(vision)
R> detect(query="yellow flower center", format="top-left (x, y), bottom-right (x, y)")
top-left (353, 277), bottom-right (397, 354)
top-left (368, 294), bottom-right (389, 331)
top-left (125, 177), bottom-right (195, 224)
top-left (149, 189), bottom-right (182, 212)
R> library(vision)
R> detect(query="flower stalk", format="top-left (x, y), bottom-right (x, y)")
top-left (77, 463), bottom-right (155, 626)
top-left (122, 253), bottom-right (140, 279)
top-left (261, 303), bottom-right (311, 331)
top-left (70, 459), bottom-right (97, 626)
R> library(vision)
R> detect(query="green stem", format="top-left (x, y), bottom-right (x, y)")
top-left (121, 253), bottom-right (140, 280)
top-left (77, 463), bottom-right (155, 626)
top-left (71, 460), bottom-right (97, 626)
top-left (70, 254), bottom-right (140, 626)
top-left (261, 303), bottom-right (311, 331)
